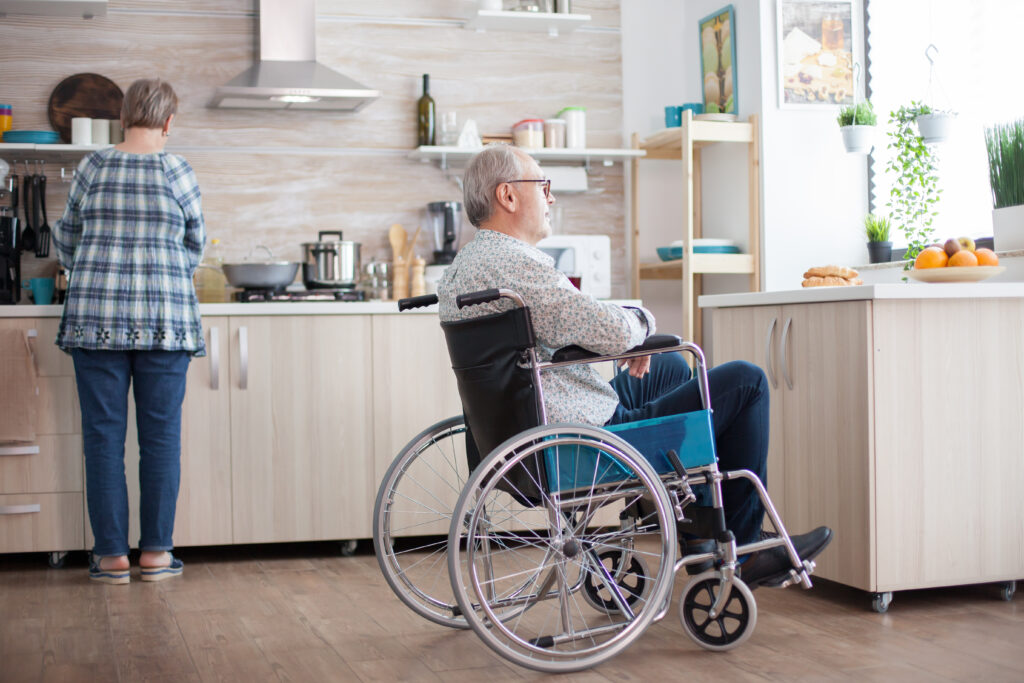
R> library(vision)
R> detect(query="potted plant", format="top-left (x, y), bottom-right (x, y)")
top-left (837, 100), bottom-right (877, 154)
top-left (887, 102), bottom-right (941, 263)
top-left (914, 103), bottom-right (956, 144)
top-left (986, 117), bottom-right (1024, 251)
top-left (864, 213), bottom-right (893, 263)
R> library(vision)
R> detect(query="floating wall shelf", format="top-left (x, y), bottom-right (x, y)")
top-left (409, 145), bottom-right (644, 170)
top-left (464, 10), bottom-right (591, 36)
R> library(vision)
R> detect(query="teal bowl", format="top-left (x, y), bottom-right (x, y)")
top-left (657, 246), bottom-right (682, 262)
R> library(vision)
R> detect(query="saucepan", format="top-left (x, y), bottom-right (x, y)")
top-left (222, 246), bottom-right (299, 290)
top-left (300, 231), bottom-right (361, 289)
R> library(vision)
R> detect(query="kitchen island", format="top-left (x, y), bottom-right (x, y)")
top-left (700, 283), bottom-right (1024, 610)
top-left (0, 299), bottom-right (638, 560)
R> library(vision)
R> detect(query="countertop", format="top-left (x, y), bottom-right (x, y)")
top-left (1, 300), bottom-right (642, 318)
top-left (699, 283), bottom-right (1024, 308)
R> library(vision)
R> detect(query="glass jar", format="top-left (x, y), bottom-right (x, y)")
top-left (512, 118), bottom-right (544, 148)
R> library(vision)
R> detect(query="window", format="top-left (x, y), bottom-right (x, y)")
top-left (867, 0), bottom-right (1024, 246)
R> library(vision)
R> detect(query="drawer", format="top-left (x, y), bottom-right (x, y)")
top-left (0, 492), bottom-right (84, 553)
top-left (0, 435), bottom-right (83, 494)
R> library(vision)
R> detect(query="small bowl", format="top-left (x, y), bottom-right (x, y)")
top-left (657, 246), bottom-right (682, 262)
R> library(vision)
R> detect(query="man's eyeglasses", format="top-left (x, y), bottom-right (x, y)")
top-left (505, 178), bottom-right (552, 198)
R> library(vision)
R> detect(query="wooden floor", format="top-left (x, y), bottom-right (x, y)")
top-left (1, 543), bottom-right (1022, 682)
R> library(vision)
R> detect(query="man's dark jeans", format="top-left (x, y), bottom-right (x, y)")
top-left (606, 352), bottom-right (770, 545)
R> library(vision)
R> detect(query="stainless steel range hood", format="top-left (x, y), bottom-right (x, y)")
top-left (210, 0), bottom-right (379, 111)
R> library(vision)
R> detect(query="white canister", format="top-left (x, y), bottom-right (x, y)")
top-left (71, 117), bottom-right (92, 145)
top-left (108, 119), bottom-right (124, 144)
top-left (557, 106), bottom-right (586, 148)
top-left (543, 119), bottom-right (566, 148)
top-left (91, 119), bottom-right (110, 145)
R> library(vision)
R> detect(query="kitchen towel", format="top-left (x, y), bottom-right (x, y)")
top-left (0, 329), bottom-right (39, 443)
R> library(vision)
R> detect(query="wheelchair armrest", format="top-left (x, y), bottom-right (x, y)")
top-left (398, 294), bottom-right (438, 311)
top-left (550, 334), bottom-right (684, 364)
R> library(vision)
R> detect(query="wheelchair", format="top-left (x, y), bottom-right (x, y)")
top-left (374, 288), bottom-right (819, 673)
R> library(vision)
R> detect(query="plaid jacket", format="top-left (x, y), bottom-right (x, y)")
top-left (53, 148), bottom-right (206, 356)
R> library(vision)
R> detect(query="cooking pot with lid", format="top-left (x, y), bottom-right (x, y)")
top-left (301, 231), bottom-right (361, 289)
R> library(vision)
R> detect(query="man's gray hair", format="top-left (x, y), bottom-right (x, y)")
top-left (463, 144), bottom-right (526, 228)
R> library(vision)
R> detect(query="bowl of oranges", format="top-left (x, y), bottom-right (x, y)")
top-left (907, 238), bottom-right (1005, 283)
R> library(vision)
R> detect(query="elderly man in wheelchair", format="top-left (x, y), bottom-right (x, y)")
top-left (373, 144), bottom-right (832, 673)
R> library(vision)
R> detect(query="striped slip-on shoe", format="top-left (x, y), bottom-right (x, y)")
top-left (140, 554), bottom-right (184, 582)
top-left (88, 554), bottom-right (130, 585)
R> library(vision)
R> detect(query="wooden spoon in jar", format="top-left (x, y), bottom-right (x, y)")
top-left (388, 223), bottom-right (406, 261)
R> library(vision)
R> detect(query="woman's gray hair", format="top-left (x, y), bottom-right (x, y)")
top-left (463, 144), bottom-right (526, 227)
top-left (121, 78), bottom-right (179, 130)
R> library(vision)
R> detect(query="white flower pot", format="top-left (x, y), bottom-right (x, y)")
top-left (993, 204), bottom-right (1024, 252)
top-left (840, 125), bottom-right (874, 154)
top-left (915, 113), bottom-right (954, 143)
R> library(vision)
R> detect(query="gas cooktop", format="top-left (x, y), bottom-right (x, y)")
top-left (235, 288), bottom-right (365, 303)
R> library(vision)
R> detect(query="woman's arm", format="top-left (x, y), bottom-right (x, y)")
top-left (51, 156), bottom-right (95, 270)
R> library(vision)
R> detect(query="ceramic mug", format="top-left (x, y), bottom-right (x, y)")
top-left (23, 277), bottom-right (55, 305)
top-left (71, 117), bottom-right (92, 145)
top-left (664, 106), bottom-right (682, 128)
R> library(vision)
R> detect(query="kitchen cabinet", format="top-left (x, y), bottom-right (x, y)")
top-left (0, 318), bottom-right (84, 556)
top-left (229, 315), bottom-right (374, 543)
top-left (707, 290), bottom-right (1024, 601)
top-left (631, 111), bottom-right (761, 347)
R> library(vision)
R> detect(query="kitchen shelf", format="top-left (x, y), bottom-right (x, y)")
top-left (630, 112), bottom-right (761, 347)
top-left (409, 145), bottom-right (644, 170)
top-left (0, 142), bottom-right (112, 161)
top-left (464, 10), bottom-right (591, 36)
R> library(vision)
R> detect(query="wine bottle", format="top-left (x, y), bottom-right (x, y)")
top-left (417, 74), bottom-right (436, 146)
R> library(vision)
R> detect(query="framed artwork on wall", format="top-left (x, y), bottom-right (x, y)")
top-left (777, 0), bottom-right (859, 107)
top-left (699, 5), bottom-right (738, 116)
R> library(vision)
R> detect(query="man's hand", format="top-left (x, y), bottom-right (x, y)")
top-left (620, 355), bottom-right (651, 379)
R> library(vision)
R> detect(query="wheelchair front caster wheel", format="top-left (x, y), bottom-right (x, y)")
top-left (582, 549), bottom-right (650, 613)
top-left (999, 581), bottom-right (1016, 602)
top-left (871, 592), bottom-right (893, 613)
top-left (339, 540), bottom-right (358, 557)
top-left (679, 571), bottom-right (757, 651)
top-left (47, 551), bottom-right (68, 569)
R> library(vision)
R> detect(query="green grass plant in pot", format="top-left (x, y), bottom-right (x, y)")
top-left (887, 101), bottom-right (941, 265)
top-left (985, 118), bottom-right (1024, 251)
top-left (838, 100), bottom-right (877, 154)
top-left (864, 213), bottom-right (893, 263)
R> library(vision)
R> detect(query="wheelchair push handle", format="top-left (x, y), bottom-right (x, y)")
top-left (456, 288), bottom-right (501, 309)
top-left (398, 294), bottom-right (438, 311)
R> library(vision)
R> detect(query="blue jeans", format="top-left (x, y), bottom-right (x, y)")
top-left (72, 349), bottom-right (191, 557)
top-left (607, 353), bottom-right (769, 545)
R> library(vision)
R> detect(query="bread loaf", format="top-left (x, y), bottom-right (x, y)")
top-left (802, 265), bottom-right (859, 280)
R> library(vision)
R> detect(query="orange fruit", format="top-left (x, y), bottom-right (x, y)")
top-left (914, 246), bottom-right (948, 269)
top-left (948, 250), bottom-right (979, 267)
top-left (975, 248), bottom-right (999, 266)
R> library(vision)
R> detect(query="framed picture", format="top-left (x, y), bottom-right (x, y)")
top-left (777, 0), bottom-right (858, 107)
top-left (699, 5), bottom-right (738, 115)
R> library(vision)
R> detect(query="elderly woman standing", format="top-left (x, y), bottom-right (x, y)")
top-left (53, 78), bottom-right (205, 584)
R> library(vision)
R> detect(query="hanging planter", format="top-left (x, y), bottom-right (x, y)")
top-left (837, 100), bottom-right (877, 154)
top-left (916, 110), bottom-right (956, 144)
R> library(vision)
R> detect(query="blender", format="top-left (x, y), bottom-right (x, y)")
top-left (426, 201), bottom-right (462, 265)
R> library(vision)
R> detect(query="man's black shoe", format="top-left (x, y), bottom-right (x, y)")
top-left (739, 526), bottom-right (833, 589)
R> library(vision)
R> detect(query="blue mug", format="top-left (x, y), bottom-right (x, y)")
top-left (23, 277), bottom-right (55, 305)
top-left (664, 105), bottom-right (682, 128)
top-left (681, 102), bottom-right (704, 116)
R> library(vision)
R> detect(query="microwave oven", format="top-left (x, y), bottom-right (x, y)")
top-left (537, 234), bottom-right (611, 299)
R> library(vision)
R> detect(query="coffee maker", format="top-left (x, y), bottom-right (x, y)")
top-left (426, 201), bottom-right (462, 265)
top-left (0, 207), bottom-right (19, 305)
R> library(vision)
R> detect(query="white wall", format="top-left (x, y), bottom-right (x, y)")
top-left (621, 0), bottom-right (870, 330)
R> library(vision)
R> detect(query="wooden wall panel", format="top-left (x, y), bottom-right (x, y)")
top-left (2, 1), bottom-right (628, 295)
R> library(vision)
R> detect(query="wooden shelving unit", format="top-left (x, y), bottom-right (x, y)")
top-left (630, 111), bottom-right (761, 346)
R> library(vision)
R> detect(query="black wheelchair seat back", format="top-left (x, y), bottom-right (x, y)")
top-left (441, 306), bottom-right (546, 502)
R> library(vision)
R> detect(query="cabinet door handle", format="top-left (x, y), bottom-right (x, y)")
top-left (0, 504), bottom-right (41, 515)
top-left (764, 317), bottom-right (777, 389)
top-left (0, 445), bottom-right (40, 456)
top-left (209, 326), bottom-right (220, 391)
top-left (781, 316), bottom-right (793, 390)
top-left (238, 325), bottom-right (248, 390)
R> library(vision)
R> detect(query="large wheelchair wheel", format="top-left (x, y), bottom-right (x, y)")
top-left (373, 416), bottom-right (472, 628)
top-left (447, 424), bottom-right (677, 673)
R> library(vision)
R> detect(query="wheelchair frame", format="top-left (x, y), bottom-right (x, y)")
top-left (373, 289), bottom-right (818, 672)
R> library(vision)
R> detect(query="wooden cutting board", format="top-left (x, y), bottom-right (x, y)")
top-left (47, 73), bottom-right (124, 143)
